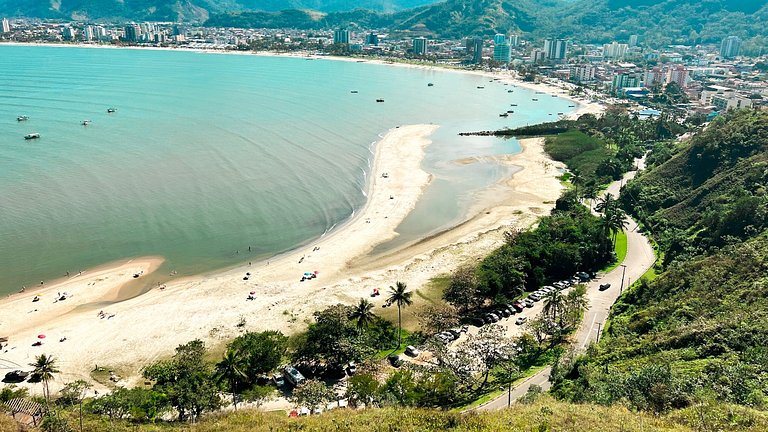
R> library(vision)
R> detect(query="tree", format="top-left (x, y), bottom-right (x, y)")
top-left (143, 340), bottom-right (221, 422)
top-left (443, 265), bottom-right (483, 313)
top-left (459, 325), bottom-right (518, 390)
top-left (60, 380), bottom-right (91, 432)
top-left (349, 298), bottom-right (376, 332)
top-left (294, 304), bottom-right (372, 366)
top-left (227, 331), bottom-right (288, 385)
top-left (346, 373), bottom-right (381, 407)
top-left (542, 289), bottom-right (564, 323)
top-left (30, 354), bottom-right (59, 404)
top-left (290, 379), bottom-right (335, 414)
top-left (241, 385), bottom-right (274, 408)
top-left (215, 348), bottom-right (247, 411)
top-left (416, 304), bottom-right (459, 335)
top-left (387, 281), bottom-right (413, 348)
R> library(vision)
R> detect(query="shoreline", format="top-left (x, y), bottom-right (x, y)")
top-left (0, 124), bottom-right (439, 388)
top-left (1, 44), bottom-right (600, 392)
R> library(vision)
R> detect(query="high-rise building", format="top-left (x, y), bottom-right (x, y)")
top-left (643, 66), bottom-right (665, 87)
top-left (532, 49), bottom-right (546, 63)
top-left (612, 71), bottom-right (639, 92)
top-left (124, 24), bottom-right (140, 42)
top-left (472, 37), bottom-right (484, 64)
top-left (603, 42), bottom-right (629, 59)
top-left (365, 32), bottom-right (379, 46)
top-left (493, 42), bottom-right (511, 64)
top-left (666, 65), bottom-right (689, 88)
top-left (412, 37), bottom-right (428, 56)
top-left (333, 29), bottom-right (350, 45)
top-left (494, 33), bottom-right (508, 45)
top-left (509, 35), bottom-right (520, 47)
top-left (569, 64), bottom-right (596, 83)
top-left (62, 26), bottom-right (77, 40)
top-left (628, 34), bottom-right (639, 47)
top-left (720, 36), bottom-right (741, 59)
top-left (543, 39), bottom-right (567, 60)
top-left (1, 18), bottom-right (10, 34)
top-left (83, 25), bottom-right (94, 41)
top-left (94, 26), bottom-right (107, 40)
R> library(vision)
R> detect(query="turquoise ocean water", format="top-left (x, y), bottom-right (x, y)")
top-left (0, 45), bottom-right (572, 294)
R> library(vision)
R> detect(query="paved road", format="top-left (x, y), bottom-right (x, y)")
top-left (475, 163), bottom-right (655, 411)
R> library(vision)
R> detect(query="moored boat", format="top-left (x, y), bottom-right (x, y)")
top-left (81, 120), bottom-right (91, 126)
top-left (24, 133), bottom-right (40, 140)
top-left (375, 99), bottom-right (385, 103)
top-left (17, 115), bottom-right (29, 122)
top-left (107, 108), bottom-right (117, 113)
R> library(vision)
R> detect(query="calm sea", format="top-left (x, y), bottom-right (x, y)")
top-left (0, 45), bottom-right (572, 293)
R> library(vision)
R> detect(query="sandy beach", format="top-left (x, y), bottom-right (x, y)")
top-left (0, 126), bottom-right (566, 394)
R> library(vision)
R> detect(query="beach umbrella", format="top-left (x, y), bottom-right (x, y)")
top-left (304, 272), bottom-right (312, 276)
top-left (314, 271), bottom-right (319, 275)
top-left (250, 291), bottom-right (256, 295)
top-left (37, 334), bottom-right (45, 339)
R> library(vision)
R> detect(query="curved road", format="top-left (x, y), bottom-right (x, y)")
top-left (475, 161), bottom-right (655, 411)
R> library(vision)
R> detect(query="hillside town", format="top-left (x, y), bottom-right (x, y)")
top-left (2, 17), bottom-right (767, 119)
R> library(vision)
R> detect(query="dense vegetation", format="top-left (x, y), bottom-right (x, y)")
top-left (15, 395), bottom-right (768, 431)
top-left (552, 109), bottom-right (768, 414)
top-left (502, 110), bottom-right (685, 188)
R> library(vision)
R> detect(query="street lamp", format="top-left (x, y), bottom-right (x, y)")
top-left (619, 264), bottom-right (627, 294)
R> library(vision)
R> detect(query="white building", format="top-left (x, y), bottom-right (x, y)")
top-left (1, 18), bottom-right (10, 34)
top-left (603, 42), bottom-right (629, 59)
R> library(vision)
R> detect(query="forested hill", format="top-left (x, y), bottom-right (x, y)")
top-left (0, 0), bottom-right (439, 22)
top-left (205, 0), bottom-right (768, 44)
top-left (551, 109), bottom-right (768, 414)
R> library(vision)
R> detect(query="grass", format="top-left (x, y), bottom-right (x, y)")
top-left (456, 364), bottom-right (550, 411)
top-left (376, 276), bottom-right (449, 333)
top-left (543, 130), bottom-right (614, 185)
top-left (601, 230), bottom-right (628, 273)
top-left (66, 395), bottom-right (768, 431)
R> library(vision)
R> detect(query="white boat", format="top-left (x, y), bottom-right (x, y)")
top-left (107, 108), bottom-right (117, 113)
top-left (81, 120), bottom-right (91, 126)
top-left (17, 115), bottom-right (29, 122)
top-left (24, 133), bottom-right (40, 140)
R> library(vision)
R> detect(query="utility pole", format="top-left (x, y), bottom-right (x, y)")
top-left (619, 264), bottom-right (627, 294)
top-left (596, 322), bottom-right (603, 343)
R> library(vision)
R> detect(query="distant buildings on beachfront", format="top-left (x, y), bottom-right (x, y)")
top-left (1, 17), bottom-right (10, 34)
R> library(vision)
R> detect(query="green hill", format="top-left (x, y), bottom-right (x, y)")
top-left (551, 109), bottom-right (768, 413)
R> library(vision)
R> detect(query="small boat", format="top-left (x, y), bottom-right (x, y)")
top-left (568, 105), bottom-right (575, 107)
top-left (507, 90), bottom-right (513, 93)
top-left (507, 110), bottom-right (514, 113)
top-left (376, 99), bottom-right (385, 103)
top-left (499, 113), bottom-right (509, 117)
top-left (81, 120), bottom-right (91, 126)
top-left (107, 108), bottom-right (117, 113)
top-left (427, 83), bottom-right (434, 87)
top-left (557, 112), bottom-right (564, 115)
top-left (477, 86), bottom-right (484, 89)
top-left (535, 91), bottom-right (544, 94)
top-left (552, 95), bottom-right (557, 98)
top-left (24, 133), bottom-right (40, 140)
top-left (532, 98), bottom-right (539, 101)
top-left (510, 104), bottom-right (518, 106)
top-left (17, 115), bottom-right (29, 122)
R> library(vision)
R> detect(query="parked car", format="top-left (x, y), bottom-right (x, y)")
top-left (346, 362), bottom-right (357, 376)
top-left (405, 345), bottom-right (421, 357)
top-left (599, 283), bottom-right (611, 291)
top-left (471, 317), bottom-right (485, 327)
top-left (272, 373), bottom-right (285, 387)
top-left (515, 316), bottom-right (528, 325)
top-left (388, 354), bottom-right (403, 368)
top-left (524, 299), bottom-right (534, 308)
top-left (505, 304), bottom-right (518, 315)
top-left (447, 329), bottom-right (462, 338)
top-left (488, 313), bottom-right (500, 322)
top-left (498, 308), bottom-right (511, 317)
top-left (577, 271), bottom-right (591, 281)
top-left (283, 366), bottom-right (306, 386)
top-left (511, 303), bottom-right (524, 313)
top-left (3, 370), bottom-right (29, 383)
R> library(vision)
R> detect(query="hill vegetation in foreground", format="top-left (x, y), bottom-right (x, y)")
top-left (18, 395), bottom-right (768, 431)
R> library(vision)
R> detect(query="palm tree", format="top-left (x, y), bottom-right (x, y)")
top-left (30, 354), bottom-right (59, 404)
top-left (387, 281), bottom-right (413, 349)
top-left (542, 290), bottom-right (564, 322)
top-left (349, 298), bottom-right (376, 333)
top-left (215, 348), bottom-right (247, 411)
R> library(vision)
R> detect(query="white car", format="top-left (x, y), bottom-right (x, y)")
top-left (515, 316), bottom-right (528, 325)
